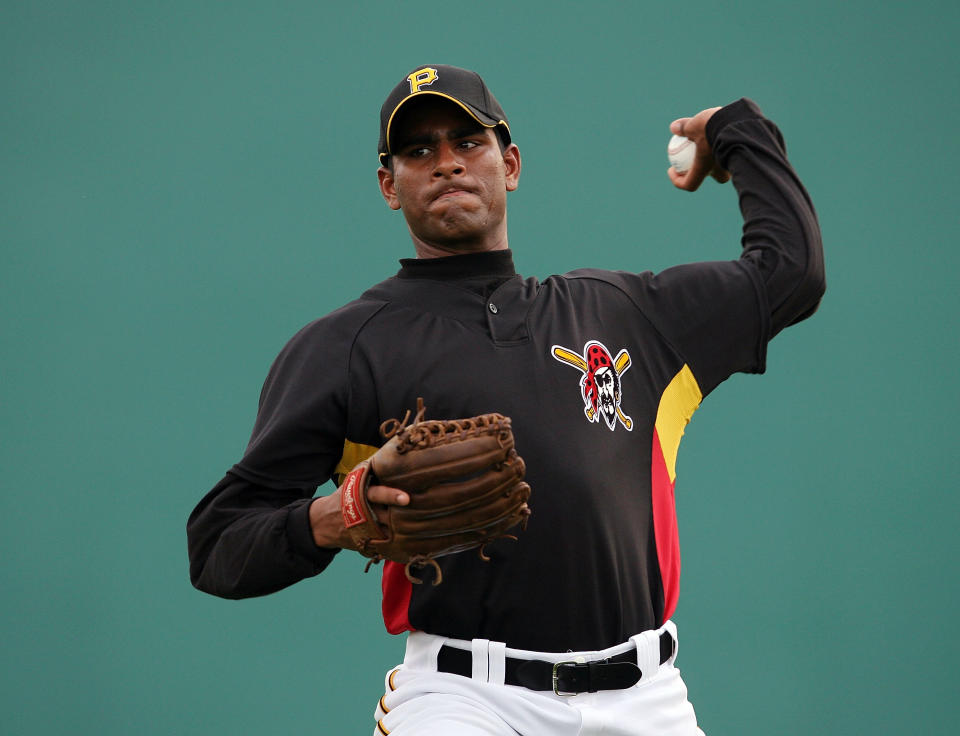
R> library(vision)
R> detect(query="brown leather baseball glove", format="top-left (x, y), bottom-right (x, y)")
top-left (339, 399), bottom-right (531, 585)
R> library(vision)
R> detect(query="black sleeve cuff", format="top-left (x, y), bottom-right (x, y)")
top-left (286, 498), bottom-right (341, 566)
top-left (705, 98), bottom-right (765, 148)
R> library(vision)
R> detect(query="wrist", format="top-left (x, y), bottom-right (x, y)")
top-left (309, 493), bottom-right (354, 550)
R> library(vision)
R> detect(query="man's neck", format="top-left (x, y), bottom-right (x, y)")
top-left (396, 249), bottom-right (517, 289)
top-left (409, 228), bottom-right (510, 259)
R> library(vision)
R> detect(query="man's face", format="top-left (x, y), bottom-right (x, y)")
top-left (377, 98), bottom-right (520, 255)
top-left (595, 367), bottom-right (617, 423)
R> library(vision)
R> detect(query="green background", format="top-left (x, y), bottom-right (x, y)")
top-left (3, 1), bottom-right (958, 734)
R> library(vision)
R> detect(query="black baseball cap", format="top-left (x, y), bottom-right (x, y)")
top-left (378, 64), bottom-right (511, 165)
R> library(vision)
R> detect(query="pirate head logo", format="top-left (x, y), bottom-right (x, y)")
top-left (552, 340), bottom-right (633, 431)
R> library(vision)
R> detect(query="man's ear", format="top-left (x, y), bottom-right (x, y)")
top-left (503, 144), bottom-right (521, 192)
top-left (378, 166), bottom-right (402, 210)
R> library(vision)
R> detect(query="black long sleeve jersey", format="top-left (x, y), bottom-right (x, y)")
top-left (188, 99), bottom-right (825, 652)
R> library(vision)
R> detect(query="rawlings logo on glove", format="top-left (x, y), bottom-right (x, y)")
top-left (340, 399), bottom-right (531, 585)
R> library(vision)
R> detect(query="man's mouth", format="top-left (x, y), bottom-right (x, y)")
top-left (434, 187), bottom-right (474, 201)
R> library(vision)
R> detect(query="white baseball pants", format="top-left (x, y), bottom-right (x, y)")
top-left (373, 620), bottom-right (705, 736)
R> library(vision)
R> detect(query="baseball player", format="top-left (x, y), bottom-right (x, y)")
top-left (187, 64), bottom-right (825, 735)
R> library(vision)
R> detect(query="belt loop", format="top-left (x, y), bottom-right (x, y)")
top-left (404, 631), bottom-right (446, 672)
top-left (488, 641), bottom-right (506, 686)
top-left (471, 638), bottom-right (490, 682)
top-left (629, 630), bottom-right (660, 681)
top-left (664, 621), bottom-right (679, 663)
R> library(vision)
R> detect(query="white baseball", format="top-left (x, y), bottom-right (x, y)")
top-left (667, 135), bottom-right (697, 174)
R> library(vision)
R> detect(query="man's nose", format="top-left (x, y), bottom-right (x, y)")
top-left (432, 143), bottom-right (464, 177)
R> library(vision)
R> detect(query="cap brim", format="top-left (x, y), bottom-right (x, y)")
top-left (380, 91), bottom-right (509, 164)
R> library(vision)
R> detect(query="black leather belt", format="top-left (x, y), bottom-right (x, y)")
top-left (436, 631), bottom-right (674, 695)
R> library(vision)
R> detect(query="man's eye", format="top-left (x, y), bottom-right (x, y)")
top-left (459, 140), bottom-right (479, 150)
top-left (410, 147), bottom-right (431, 158)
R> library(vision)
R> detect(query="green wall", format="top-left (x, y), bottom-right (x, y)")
top-left (3, 1), bottom-right (957, 734)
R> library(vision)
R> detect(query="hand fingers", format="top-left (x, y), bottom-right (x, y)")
top-left (670, 117), bottom-right (690, 136)
top-left (670, 158), bottom-right (729, 191)
top-left (668, 145), bottom-right (714, 191)
top-left (667, 166), bottom-right (688, 188)
top-left (367, 484), bottom-right (409, 506)
top-left (670, 107), bottom-right (722, 143)
top-left (668, 166), bottom-right (704, 192)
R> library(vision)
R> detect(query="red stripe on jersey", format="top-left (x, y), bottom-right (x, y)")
top-left (382, 561), bottom-right (414, 634)
top-left (651, 427), bottom-right (680, 622)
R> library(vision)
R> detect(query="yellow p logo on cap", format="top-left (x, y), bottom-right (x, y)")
top-left (407, 67), bottom-right (438, 93)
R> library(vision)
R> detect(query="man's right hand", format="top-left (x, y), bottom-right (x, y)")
top-left (667, 106), bottom-right (731, 192)
top-left (309, 485), bottom-right (409, 550)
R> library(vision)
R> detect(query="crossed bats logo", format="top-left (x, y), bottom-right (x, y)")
top-left (551, 340), bottom-right (633, 431)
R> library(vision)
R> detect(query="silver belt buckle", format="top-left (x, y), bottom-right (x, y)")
top-left (552, 655), bottom-right (586, 696)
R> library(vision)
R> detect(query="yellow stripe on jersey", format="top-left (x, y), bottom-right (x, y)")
top-left (654, 365), bottom-right (703, 483)
top-left (333, 439), bottom-right (379, 484)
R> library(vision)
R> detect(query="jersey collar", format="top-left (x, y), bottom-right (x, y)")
top-left (397, 249), bottom-right (517, 281)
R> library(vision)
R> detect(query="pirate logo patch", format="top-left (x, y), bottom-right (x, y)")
top-left (552, 341), bottom-right (633, 431)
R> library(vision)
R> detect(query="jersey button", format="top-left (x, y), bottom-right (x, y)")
top-left (488, 303), bottom-right (499, 314)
